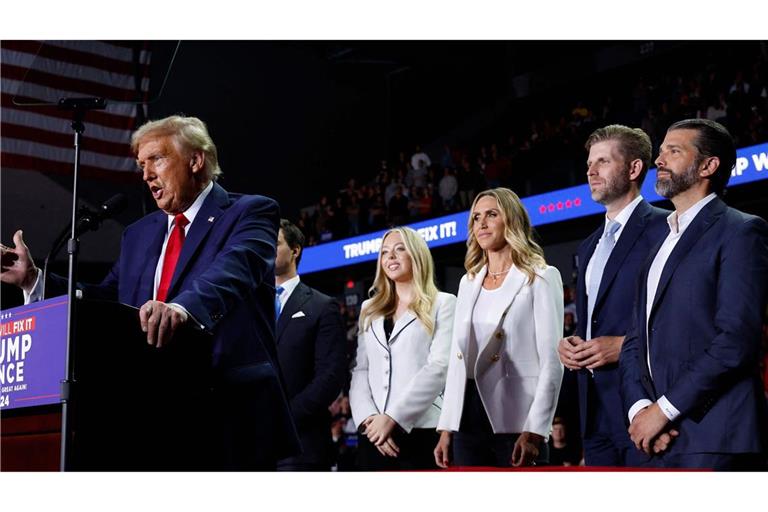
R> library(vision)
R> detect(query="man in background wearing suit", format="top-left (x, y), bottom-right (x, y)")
top-left (275, 219), bottom-right (347, 470)
top-left (620, 119), bottom-right (768, 469)
top-left (1, 115), bottom-right (299, 470)
top-left (558, 125), bottom-right (669, 466)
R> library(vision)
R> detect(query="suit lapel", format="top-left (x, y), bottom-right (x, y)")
top-left (388, 311), bottom-right (417, 345)
top-left (458, 266), bottom-right (486, 353)
top-left (276, 282), bottom-right (312, 343)
top-left (168, 183), bottom-right (228, 299)
top-left (650, 197), bottom-right (725, 315)
top-left (371, 316), bottom-right (388, 351)
top-left (594, 201), bottom-right (650, 312)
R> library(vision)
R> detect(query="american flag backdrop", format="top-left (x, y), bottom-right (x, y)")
top-left (1, 40), bottom-right (151, 179)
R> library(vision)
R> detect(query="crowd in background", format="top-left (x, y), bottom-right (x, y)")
top-left (296, 49), bottom-right (767, 246)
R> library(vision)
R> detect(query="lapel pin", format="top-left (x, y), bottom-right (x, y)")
top-left (208, 216), bottom-right (215, 223)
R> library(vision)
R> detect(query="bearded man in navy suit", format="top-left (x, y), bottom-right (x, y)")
top-left (620, 119), bottom-right (768, 469)
top-left (1, 115), bottom-right (299, 470)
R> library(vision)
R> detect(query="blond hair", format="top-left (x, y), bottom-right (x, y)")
top-left (465, 188), bottom-right (546, 284)
top-left (131, 115), bottom-right (222, 181)
top-left (359, 227), bottom-right (439, 337)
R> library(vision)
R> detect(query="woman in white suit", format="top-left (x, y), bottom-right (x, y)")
top-left (434, 188), bottom-right (564, 468)
top-left (350, 226), bottom-right (456, 470)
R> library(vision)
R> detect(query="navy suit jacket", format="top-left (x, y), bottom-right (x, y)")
top-left (620, 197), bottom-right (768, 455)
top-left (55, 182), bottom-right (300, 468)
top-left (276, 281), bottom-right (347, 467)
top-left (575, 199), bottom-right (669, 437)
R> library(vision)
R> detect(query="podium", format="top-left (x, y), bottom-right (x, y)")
top-left (1, 296), bottom-right (211, 471)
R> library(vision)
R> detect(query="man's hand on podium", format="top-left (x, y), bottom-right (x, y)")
top-left (139, 300), bottom-right (188, 348)
top-left (0, 230), bottom-right (39, 293)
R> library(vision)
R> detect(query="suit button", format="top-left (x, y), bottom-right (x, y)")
top-left (490, 354), bottom-right (500, 362)
top-left (383, 385), bottom-right (388, 390)
top-left (384, 369), bottom-right (389, 374)
top-left (642, 375), bottom-right (650, 382)
top-left (457, 352), bottom-right (463, 360)
top-left (384, 354), bottom-right (389, 360)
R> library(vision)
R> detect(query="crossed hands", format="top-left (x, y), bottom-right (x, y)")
top-left (558, 335), bottom-right (624, 370)
top-left (361, 414), bottom-right (400, 458)
top-left (628, 403), bottom-right (679, 455)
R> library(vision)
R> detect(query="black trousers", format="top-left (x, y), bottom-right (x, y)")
top-left (452, 380), bottom-right (549, 467)
top-left (356, 426), bottom-right (440, 471)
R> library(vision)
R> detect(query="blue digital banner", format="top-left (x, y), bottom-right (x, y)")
top-left (299, 212), bottom-right (470, 274)
top-left (299, 143), bottom-right (768, 274)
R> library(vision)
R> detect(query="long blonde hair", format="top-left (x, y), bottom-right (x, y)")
top-left (465, 188), bottom-right (546, 284)
top-left (359, 227), bottom-right (439, 336)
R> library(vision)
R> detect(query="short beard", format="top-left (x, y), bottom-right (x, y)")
top-left (592, 166), bottom-right (632, 205)
top-left (655, 160), bottom-right (700, 198)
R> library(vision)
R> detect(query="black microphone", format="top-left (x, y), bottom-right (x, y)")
top-left (74, 193), bottom-right (129, 236)
top-left (42, 193), bottom-right (130, 298)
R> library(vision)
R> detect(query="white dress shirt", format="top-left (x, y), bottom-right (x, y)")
top-left (276, 275), bottom-right (301, 313)
top-left (628, 192), bottom-right (717, 423)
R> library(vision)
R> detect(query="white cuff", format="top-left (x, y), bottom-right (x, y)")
top-left (167, 302), bottom-right (204, 330)
top-left (23, 268), bottom-right (43, 304)
top-left (656, 395), bottom-right (680, 421)
top-left (628, 399), bottom-right (653, 423)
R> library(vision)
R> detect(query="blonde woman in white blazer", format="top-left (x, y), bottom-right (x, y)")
top-left (434, 188), bottom-right (564, 468)
top-left (350, 226), bottom-right (456, 470)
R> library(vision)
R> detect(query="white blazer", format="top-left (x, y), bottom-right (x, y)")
top-left (437, 265), bottom-right (564, 439)
top-left (350, 292), bottom-right (456, 432)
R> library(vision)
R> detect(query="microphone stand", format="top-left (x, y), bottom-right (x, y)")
top-left (58, 97), bottom-right (106, 471)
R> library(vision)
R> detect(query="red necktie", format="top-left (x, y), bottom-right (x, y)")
top-left (156, 213), bottom-right (189, 302)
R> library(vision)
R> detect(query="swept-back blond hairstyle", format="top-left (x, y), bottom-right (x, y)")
top-left (465, 188), bottom-right (546, 284)
top-left (131, 115), bottom-right (222, 181)
top-left (359, 227), bottom-right (439, 336)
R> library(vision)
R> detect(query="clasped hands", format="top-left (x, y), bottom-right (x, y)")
top-left (558, 335), bottom-right (623, 370)
top-left (628, 402), bottom-right (679, 455)
top-left (361, 414), bottom-right (400, 458)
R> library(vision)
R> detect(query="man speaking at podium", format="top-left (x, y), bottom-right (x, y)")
top-left (1, 115), bottom-right (299, 470)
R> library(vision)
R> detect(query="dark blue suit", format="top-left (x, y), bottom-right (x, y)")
top-left (275, 281), bottom-right (347, 470)
top-left (56, 182), bottom-right (300, 469)
top-left (575, 199), bottom-right (669, 466)
top-left (620, 197), bottom-right (768, 468)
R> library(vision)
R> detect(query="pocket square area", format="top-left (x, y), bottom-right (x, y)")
top-left (291, 311), bottom-right (306, 318)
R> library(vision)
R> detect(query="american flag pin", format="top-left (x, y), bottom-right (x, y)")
top-left (208, 216), bottom-right (215, 222)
